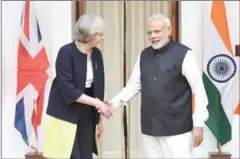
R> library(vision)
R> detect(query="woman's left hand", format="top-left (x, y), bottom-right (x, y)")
top-left (98, 117), bottom-right (104, 138)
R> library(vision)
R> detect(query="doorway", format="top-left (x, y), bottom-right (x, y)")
top-left (76, 1), bottom-right (179, 158)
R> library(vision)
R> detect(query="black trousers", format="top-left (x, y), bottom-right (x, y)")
top-left (70, 88), bottom-right (98, 159)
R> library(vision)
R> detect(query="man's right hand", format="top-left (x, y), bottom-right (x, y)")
top-left (104, 100), bottom-right (115, 118)
top-left (96, 99), bottom-right (115, 119)
top-left (97, 101), bottom-right (111, 119)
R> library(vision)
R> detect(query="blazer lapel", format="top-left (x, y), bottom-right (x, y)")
top-left (91, 51), bottom-right (98, 82)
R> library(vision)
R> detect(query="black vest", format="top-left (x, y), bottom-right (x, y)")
top-left (140, 39), bottom-right (193, 136)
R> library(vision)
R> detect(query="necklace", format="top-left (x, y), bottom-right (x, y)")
top-left (75, 41), bottom-right (92, 56)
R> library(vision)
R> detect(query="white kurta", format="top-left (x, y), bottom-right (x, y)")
top-left (111, 50), bottom-right (209, 158)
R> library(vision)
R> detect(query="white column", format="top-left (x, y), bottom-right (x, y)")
top-left (179, 1), bottom-right (206, 158)
top-left (39, 0), bottom-right (75, 153)
top-left (51, 1), bottom-right (75, 79)
top-left (2, 1), bottom-right (75, 158)
top-left (2, 2), bottom-right (33, 157)
top-left (180, 1), bottom-right (203, 68)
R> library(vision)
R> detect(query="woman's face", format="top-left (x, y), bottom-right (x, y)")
top-left (90, 32), bottom-right (104, 47)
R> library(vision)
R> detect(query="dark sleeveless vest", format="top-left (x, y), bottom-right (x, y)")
top-left (140, 39), bottom-right (193, 136)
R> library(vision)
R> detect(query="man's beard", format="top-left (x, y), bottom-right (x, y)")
top-left (151, 39), bottom-right (169, 49)
top-left (151, 42), bottom-right (165, 49)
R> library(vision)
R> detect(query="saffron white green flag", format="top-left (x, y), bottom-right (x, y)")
top-left (203, 1), bottom-right (238, 146)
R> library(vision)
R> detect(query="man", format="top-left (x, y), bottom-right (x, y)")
top-left (108, 14), bottom-right (209, 158)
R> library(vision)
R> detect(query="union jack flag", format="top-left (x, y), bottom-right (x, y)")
top-left (14, 0), bottom-right (50, 150)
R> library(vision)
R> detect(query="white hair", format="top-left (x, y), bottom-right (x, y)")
top-left (75, 13), bottom-right (106, 43)
top-left (148, 14), bottom-right (171, 27)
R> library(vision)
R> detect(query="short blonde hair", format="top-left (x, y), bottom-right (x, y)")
top-left (75, 13), bottom-right (106, 43)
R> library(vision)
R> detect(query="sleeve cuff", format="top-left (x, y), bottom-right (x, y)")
top-left (193, 119), bottom-right (205, 127)
top-left (111, 98), bottom-right (121, 109)
top-left (66, 90), bottom-right (83, 105)
top-left (193, 108), bottom-right (209, 127)
top-left (111, 98), bottom-right (128, 109)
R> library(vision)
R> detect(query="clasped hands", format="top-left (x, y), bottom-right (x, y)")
top-left (96, 99), bottom-right (115, 119)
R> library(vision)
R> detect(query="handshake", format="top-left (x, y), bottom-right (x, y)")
top-left (95, 99), bottom-right (115, 119)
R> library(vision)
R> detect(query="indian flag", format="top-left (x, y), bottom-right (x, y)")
top-left (203, 1), bottom-right (238, 148)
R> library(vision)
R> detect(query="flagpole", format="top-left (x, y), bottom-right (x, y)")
top-left (34, 99), bottom-right (39, 154)
top-left (217, 143), bottom-right (222, 155)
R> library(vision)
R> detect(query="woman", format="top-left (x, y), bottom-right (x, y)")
top-left (43, 14), bottom-right (110, 159)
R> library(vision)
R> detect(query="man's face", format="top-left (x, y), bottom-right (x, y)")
top-left (147, 19), bottom-right (172, 49)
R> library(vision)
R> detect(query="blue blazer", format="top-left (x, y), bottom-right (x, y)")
top-left (46, 41), bottom-right (105, 124)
